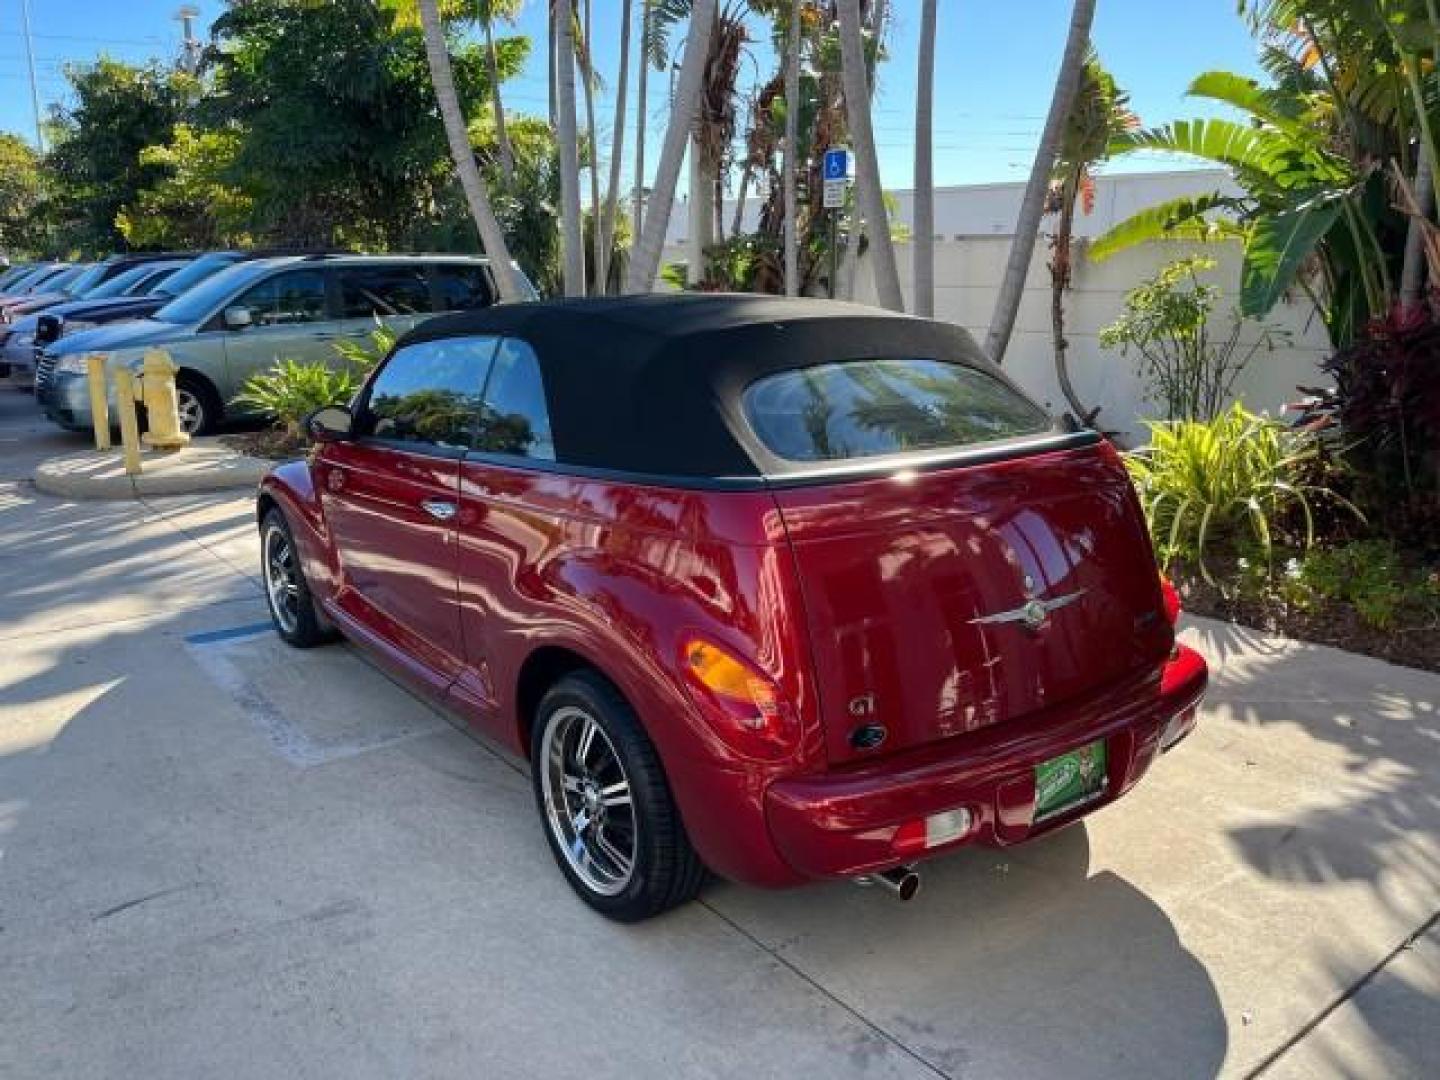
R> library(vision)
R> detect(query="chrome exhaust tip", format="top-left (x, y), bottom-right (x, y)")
top-left (857, 865), bottom-right (921, 901)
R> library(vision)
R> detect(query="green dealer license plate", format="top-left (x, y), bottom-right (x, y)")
top-left (1034, 739), bottom-right (1108, 822)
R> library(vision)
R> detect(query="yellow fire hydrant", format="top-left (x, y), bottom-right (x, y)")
top-left (138, 348), bottom-right (190, 451)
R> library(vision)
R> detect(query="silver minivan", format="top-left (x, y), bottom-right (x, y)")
top-left (36, 254), bottom-right (534, 434)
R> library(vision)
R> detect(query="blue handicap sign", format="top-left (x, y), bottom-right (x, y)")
top-left (823, 148), bottom-right (849, 180)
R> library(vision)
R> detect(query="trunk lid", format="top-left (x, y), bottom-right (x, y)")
top-left (772, 441), bottom-right (1173, 766)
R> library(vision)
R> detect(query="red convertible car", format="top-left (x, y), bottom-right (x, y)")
top-left (258, 295), bottom-right (1208, 920)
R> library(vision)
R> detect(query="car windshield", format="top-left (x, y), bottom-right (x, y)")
top-left (742, 357), bottom-right (1053, 464)
top-left (65, 264), bottom-right (109, 296)
top-left (152, 259), bottom-right (278, 323)
top-left (85, 265), bottom-right (162, 299)
top-left (18, 265), bottom-right (69, 293)
top-left (150, 253), bottom-right (240, 299)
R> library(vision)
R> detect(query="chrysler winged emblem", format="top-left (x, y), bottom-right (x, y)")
top-left (969, 588), bottom-right (1087, 632)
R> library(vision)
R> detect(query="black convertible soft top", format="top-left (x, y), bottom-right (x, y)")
top-left (398, 293), bottom-right (1064, 481)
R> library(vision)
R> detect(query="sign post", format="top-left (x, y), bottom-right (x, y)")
top-left (821, 147), bottom-right (851, 299)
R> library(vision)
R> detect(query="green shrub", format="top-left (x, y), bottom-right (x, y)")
top-left (1291, 541), bottom-right (1438, 630)
top-left (1124, 404), bottom-right (1358, 582)
top-left (1099, 257), bottom-right (1282, 422)
top-left (232, 327), bottom-right (390, 441)
top-left (331, 322), bottom-right (396, 370)
top-left (232, 358), bottom-right (365, 437)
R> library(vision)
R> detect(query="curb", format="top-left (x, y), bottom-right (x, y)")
top-left (33, 442), bottom-right (273, 500)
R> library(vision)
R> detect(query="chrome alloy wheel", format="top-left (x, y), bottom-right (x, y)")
top-left (262, 523), bottom-right (300, 636)
top-left (176, 386), bottom-right (204, 435)
top-left (540, 705), bottom-right (637, 896)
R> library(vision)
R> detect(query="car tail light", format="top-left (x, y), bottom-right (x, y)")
top-left (891, 808), bottom-right (975, 856)
top-left (1159, 572), bottom-right (1182, 626)
top-left (681, 637), bottom-right (799, 761)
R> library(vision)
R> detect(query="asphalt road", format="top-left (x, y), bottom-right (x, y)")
top-left (1, 385), bottom-right (1437, 1079)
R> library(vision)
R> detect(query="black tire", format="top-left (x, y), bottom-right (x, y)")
top-left (259, 508), bottom-right (336, 648)
top-left (176, 371), bottom-right (221, 436)
top-left (530, 671), bottom-right (705, 921)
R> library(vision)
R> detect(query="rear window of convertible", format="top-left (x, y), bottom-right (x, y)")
top-left (741, 357), bottom-right (1053, 463)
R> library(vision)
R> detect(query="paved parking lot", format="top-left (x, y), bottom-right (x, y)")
top-left (2, 387), bottom-right (1437, 1079)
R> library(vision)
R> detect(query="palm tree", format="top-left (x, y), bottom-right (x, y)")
top-left (913, 0), bottom-right (936, 316)
top-left (1047, 50), bottom-right (1135, 423)
top-left (633, 0), bottom-right (653, 239)
top-left (579, 0), bottom-right (604, 292)
top-left (478, 0), bottom-right (520, 184)
top-left (626, 0), bottom-right (718, 293)
top-left (837, 0), bottom-right (902, 311)
top-left (556, 0), bottom-right (586, 296)
top-left (784, 0), bottom-right (801, 296)
top-left (599, 0), bottom-right (634, 295)
top-left (417, 0), bottom-right (525, 300)
top-left (1400, 145), bottom-right (1435, 313)
top-left (984, 0), bottom-right (1096, 363)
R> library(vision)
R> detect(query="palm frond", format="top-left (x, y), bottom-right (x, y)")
top-left (1089, 192), bottom-right (1247, 261)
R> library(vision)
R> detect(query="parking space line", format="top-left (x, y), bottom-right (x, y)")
top-left (184, 622), bottom-right (273, 646)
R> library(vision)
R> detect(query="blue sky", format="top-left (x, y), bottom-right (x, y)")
top-left (0, 0), bottom-right (1265, 189)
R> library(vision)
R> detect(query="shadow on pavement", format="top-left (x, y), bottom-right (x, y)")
top-left (707, 823), bottom-right (1227, 1079)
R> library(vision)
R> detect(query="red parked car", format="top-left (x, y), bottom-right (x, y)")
top-left (258, 295), bottom-right (1208, 920)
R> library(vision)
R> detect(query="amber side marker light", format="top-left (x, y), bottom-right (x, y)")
top-left (1160, 572), bottom-right (1182, 626)
top-left (682, 638), bottom-right (797, 759)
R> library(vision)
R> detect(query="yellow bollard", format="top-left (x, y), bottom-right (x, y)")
top-left (86, 354), bottom-right (111, 451)
top-left (139, 348), bottom-right (190, 451)
top-left (112, 367), bottom-right (143, 477)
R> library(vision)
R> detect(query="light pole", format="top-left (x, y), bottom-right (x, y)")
top-left (20, 0), bottom-right (45, 152)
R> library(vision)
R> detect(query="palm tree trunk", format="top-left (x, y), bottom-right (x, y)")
top-left (418, 0), bottom-right (524, 301)
top-left (783, 0), bottom-right (800, 297)
top-left (556, 0), bottom-right (586, 296)
top-left (625, 0), bottom-right (717, 294)
top-left (984, 0), bottom-right (1096, 363)
top-left (482, 17), bottom-right (514, 184)
top-left (1401, 143), bottom-right (1435, 314)
top-left (599, 0), bottom-right (633, 296)
top-left (582, 0), bottom-right (603, 294)
top-left (688, 134), bottom-right (715, 284)
top-left (1051, 171), bottom-right (1095, 421)
top-left (547, 6), bottom-right (557, 127)
top-left (837, 0), bottom-right (903, 311)
top-left (913, 0), bottom-right (937, 317)
top-left (731, 164), bottom-right (750, 236)
top-left (633, 0), bottom-right (651, 240)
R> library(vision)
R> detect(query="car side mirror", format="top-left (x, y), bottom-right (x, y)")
top-left (223, 305), bottom-right (253, 331)
top-left (35, 314), bottom-right (61, 345)
top-left (306, 405), bottom-right (353, 444)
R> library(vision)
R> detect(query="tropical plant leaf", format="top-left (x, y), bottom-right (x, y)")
top-left (1110, 118), bottom-right (1292, 176)
top-left (1188, 70), bottom-right (1305, 132)
top-left (644, 0), bottom-right (691, 69)
top-left (1088, 192), bottom-right (1245, 261)
top-left (1239, 189), bottom-right (1345, 317)
top-left (1122, 405), bottom-right (1358, 585)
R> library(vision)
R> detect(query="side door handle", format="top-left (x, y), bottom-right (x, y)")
top-left (421, 499), bottom-right (458, 522)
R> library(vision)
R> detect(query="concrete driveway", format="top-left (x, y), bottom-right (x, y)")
top-left (1, 387), bottom-right (1436, 1079)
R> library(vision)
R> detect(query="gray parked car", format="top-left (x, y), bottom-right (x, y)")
top-left (36, 253), bottom-right (534, 435)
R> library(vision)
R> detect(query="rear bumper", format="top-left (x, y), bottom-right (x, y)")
top-left (763, 644), bottom-right (1208, 880)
